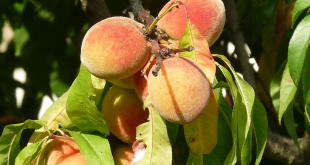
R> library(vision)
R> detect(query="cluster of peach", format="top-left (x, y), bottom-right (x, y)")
top-left (45, 0), bottom-right (225, 164)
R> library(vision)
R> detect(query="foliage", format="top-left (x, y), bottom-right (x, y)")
top-left (0, 0), bottom-right (310, 165)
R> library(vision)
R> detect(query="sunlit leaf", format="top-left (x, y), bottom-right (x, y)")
top-left (15, 141), bottom-right (42, 165)
top-left (68, 128), bottom-right (114, 165)
top-left (179, 20), bottom-right (216, 85)
top-left (66, 65), bottom-right (109, 135)
top-left (40, 91), bottom-right (73, 130)
top-left (28, 91), bottom-right (73, 146)
top-left (252, 98), bottom-right (268, 165)
top-left (292, 0), bottom-right (310, 27)
top-left (288, 13), bottom-right (310, 85)
top-left (302, 49), bottom-right (310, 100)
top-left (0, 120), bottom-right (46, 165)
top-left (132, 96), bottom-right (172, 165)
top-left (184, 90), bottom-right (218, 154)
top-left (279, 64), bottom-right (297, 123)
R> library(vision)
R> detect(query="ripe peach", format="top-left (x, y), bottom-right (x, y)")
top-left (113, 144), bottom-right (134, 165)
top-left (81, 17), bottom-right (149, 79)
top-left (157, 0), bottom-right (225, 46)
top-left (131, 60), bottom-right (157, 102)
top-left (45, 139), bottom-right (87, 165)
top-left (101, 85), bottom-right (149, 143)
top-left (148, 57), bottom-right (210, 124)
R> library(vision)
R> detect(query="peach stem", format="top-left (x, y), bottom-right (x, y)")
top-left (147, 2), bottom-right (182, 33)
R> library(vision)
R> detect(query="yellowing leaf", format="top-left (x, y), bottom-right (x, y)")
top-left (132, 96), bottom-right (172, 165)
top-left (184, 90), bottom-right (218, 154)
top-left (179, 20), bottom-right (216, 85)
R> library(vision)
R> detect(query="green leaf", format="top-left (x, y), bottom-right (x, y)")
top-left (288, 13), bottom-right (310, 85)
top-left (302, 48), bottom-right (310, 100)
top-left (292, 0), bottom-right (310, 27)
top-left (179, 20), bottom-right (216, 84)
top-left (40, 91), bottom-right (73, 130)
top-left (270, 61), bottom-right (287, 111)
top-left (203, 100), bottom-right (233, 165)
top-left (305, 90), bottom-right (310, 124)
top-left (0, 120), bottom-right (46, 165)
top-left (15, 141), bottom-right (42, 165)
top-left (283, 103), bottom-right (301, 151)
top-left (132, 96), bottom-right (172, 165)
top-left (217, 89), bottom-right (232, 125)
top-left (186, 151), bottom-right (203, 165)
top-left (13, 26), bottom-right (29, 57)
top-left (213, 81), bottom-right (230, 89)
top-left (252, 98), bottom-right (268, 165)
top-left (215, 64), bottom-right (238, 99)
top-left (235, 92), bottom-right (249, 163)
top-left (214, 55), bottom-right (255, 150)
top-left (279, 64), bottom-right (297, 123)
top-left (66, 65), bottom-right (109, 135)
top-left (29, 91), bottom-right (73, 145)
top-left (215, 64), bottom-right (238, 165)
top-left (166, 121), bottom-right (179, 145)
top-left (241, 124), bottom-right (252, 165)
top-left (184, 90), bottom-right (218, 154)
top-left (68, 128), bottom-right (114, 165)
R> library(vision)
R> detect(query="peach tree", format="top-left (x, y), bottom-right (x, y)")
top-left (0, 0), bottom-right (309, 164)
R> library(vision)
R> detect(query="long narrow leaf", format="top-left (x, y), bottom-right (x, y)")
top-left (252, 98), bottom-right (268, 165)
top-left (288, 13), bottom-right (310, 85)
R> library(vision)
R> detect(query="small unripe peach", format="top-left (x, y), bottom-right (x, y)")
top-left (148, 57), bottom-right (210, 124)
top-left (157, 0), bottom-right (225, 46)
top-left (81, 17), bottom-right (149, 79)
top-left (109, 76), bottom-right (134, 89)
top-left (113, 144), bottom-right (134, 165)
top-left (101, 85), bottom-right (149, 143)
top-left (45, 139), bottom-right (87, 165)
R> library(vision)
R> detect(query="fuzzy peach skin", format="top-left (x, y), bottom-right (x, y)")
top-left (113, 144), bottom-right (134, 165)
top-left (131, 59), bottom-right (157, 102)
top-left (45, 139), bottom-right (87, 165)
top-left (102, 85), bottom-right (149, 143)
top-left (81, 17), bottom-right (149, 79)
top-left (148, 57), bottom-right (210, 124)
top-left (157, 0), bottom-right (225, 46)
top-left (109, 76), bottom-right (134, 89)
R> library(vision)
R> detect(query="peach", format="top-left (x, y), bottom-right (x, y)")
top-left (148, 57), bottom-right (210, 124)
top-left (101, 85), bottom-right (149, 143)
top-left (113, 144), bottom-right (134, 165)
top-left (131, 59), bottom-right (157, 102)
top-left (81, 17), bottom-right (149, 79)
top-left (45, 139), bottom-right (87, 165)
top-left (157, 0), bottom-right (226, 46)
top-left (109, 76), bottom-right (134, 89)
